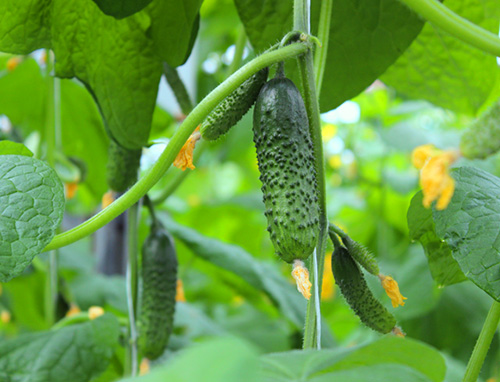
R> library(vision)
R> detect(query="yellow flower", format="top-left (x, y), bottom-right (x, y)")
top-left (176, 279), bottom-right (186, 302)
top-left (139, 358), bottom-right (150, 375)
top-left (6, 57), bottom-right (21, 72)
top-left (88, 306), bottom-right (105, 320)
top-left (291, 260), bottom-right (312, 300)
top-left (392, 326), bottom-right (405, 338)
top-left (379, 275), bottom-right (407, 308)
top-left (321, 253), bottom-right (335, 300)
top-left (102, 191), bottom-right (115, 209)
top-left (65, 182), bottom-right (79, 200)
top-left (1, 310), bottom-right (11, 324)
top-left (66, 304), bottom-right (81, 317)
top-left (412, 144), bottom-right (458, 210)
top-left (173, 127), bottom-right (200, 171)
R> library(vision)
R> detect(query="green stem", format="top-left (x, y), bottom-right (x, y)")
top-left (44, 42), bottom-right (308, 252)
top-left (399, 0), bottom-right (500, 57)
top-left (293, 0), bottom-right (307, 33)
top-left (125, 202), bottom-right (140, 377)
top-left (228, 25), bottom-right (247, 75)
top-left (294, 4), bottom-right (328, 350)
top-left (313, 0), bottom-right (332, 93)
top-left (463, 300), bottom-right (500, 382)
top-left (163, 63), bottom-right (193, 116)
top-left (52, 313), bottom-right (129, 330)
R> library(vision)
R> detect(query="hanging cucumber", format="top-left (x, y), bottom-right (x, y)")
top-left (200, 67), bottom-right (269, 141)
top-left (252, 74), bottom-right (320, 263)
top-left (138, 221), bottom-right (178, 360)
top-left (331, 245), bottom-right (397, 334)
top-left (106, 140), bottom-right (142, 193)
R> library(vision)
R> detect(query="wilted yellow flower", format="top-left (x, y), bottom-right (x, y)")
top-left (1, 310), bottom-right (11, 324)
top-left (65, 182), bottom-right (79, 200)
top-left (66, 304), bottom-right (81, 317)
top-left (379, 275), bottom-right (407, 308)
top-left (140, 358), bottom-right (150, 375)
top-left (176, 279), bottom-right (186, 302)
top-left (291, 260), bottom-right (312, 300)
top-left (392, 326), bottom-right (405, 338)
top-left (88, 306), bottom-right (105, 320)
top-left (102, 191), bottom-right (115, 209)
top-left (174, 127), bottom-right (200, 171)
top-left (412, 144), bottom-right (458, 210)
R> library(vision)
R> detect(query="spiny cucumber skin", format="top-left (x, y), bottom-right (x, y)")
top-left (343, 237), bottom-right (380, 276)
top-left (201, 67), bottom-right (269, 141)
top-left (253, 77), bottom-right (320, 263)
top-left (106, 140), bottom-right (142, 193)
top-left (331, 246), bottom-right (396, 334)
top-left (461, 101), bottom-right (500, 159)
top-left (138, 227), bottom-right (178, 360)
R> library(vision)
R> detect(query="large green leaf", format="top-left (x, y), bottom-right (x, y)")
top-left (260, 337), bottom-right (445, 382)
top-left (0, 141), bottom-right (33, 157)
top-left (433, 166), bottom-right (500, 300)
top-left (120, 337), bottom-right (259, 382)
top-left (0, 0), bottom-right (201, 149)
top-left (382, 0), bottom-right (500, 115)
top-left (407, 191), bottom-right (466, 286)
top-left (234, 0), bottom-right (424, 112)
top-left (0, 155), bottom-right (65, 282)
top-left (91, 0), bottom-right (153, 19)
top-left (159, 214), bottom-right (335, 346)
top-left (0, 314), bottom-right (120, 382)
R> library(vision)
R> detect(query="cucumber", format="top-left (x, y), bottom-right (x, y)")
top-left (253, 76), bottom-right (320, 263)
top-left (138, 223), bottom-right (178, 360)
top-left (460, 101), bottom-right (500, 159)
top-left (342, 236), bottom-right (380, 276)
top-left (106, 140), bottom-right (142, 193)
top-left (200, 67), bottom-right (269, 141)
top-left (331, 246), bottom-right (396, 334)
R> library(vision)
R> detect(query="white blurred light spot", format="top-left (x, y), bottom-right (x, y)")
top-left (222, 45), bottom-right (235, 66)
top-left (326, 136), bottom-right (344, 154)
top-left (141, 141), bottom-right (168, 170)
top-left (321, 101), bottom-right (361, 124)
top-left (341, 149), bottom-right (355, 165)
top-left (202, 53), bottom-right (219, 74)
top-left (0, 115), bottom-right (12, 133)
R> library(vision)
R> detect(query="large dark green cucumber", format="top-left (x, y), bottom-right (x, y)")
top-left (106, 140), bottom-right (142, 193)
top-left (331, 246), bottom-right (396, 334)
top-left (253, 77), bottom-right (320, 263)
top-left (200, 67), bottom-right (269, 140)
top-left (138, 224), bottom-right (178, 360)
top-left (460, 101), bottom-right (500, 159)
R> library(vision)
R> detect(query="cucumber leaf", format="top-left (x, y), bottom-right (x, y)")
top-left (0, 155), bottom-right (65, 282)
top-left (0, 141), bottom-right (33, 157)
top-left (381, 0), bottom-right (500, 115)
top-left (407, 191), bottom-right (466, 286)
top-left (433, 166), bottom-right (500, 301)
top-left (234, 0), bottom-right (424, 112)
top-left (0, 314), bottom-right (120, 382)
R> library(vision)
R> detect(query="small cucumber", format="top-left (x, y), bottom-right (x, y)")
top-left (460, 101), bottom-right (500, 159)
top-left (253, 76), bottom-right (320, 263)
top-left (106, 140), bottom-right (142, 193)
top-left (138, 224), bottom-right (178, 360)
top-left (331, 246), bottom-right (396, 334)
top-left (200, 67), bottom-right (269, 140)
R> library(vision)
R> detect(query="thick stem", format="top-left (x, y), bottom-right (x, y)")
top-left (293, 0), bottom-right (308, 33)
top-left (163, 63), bottom-right (193, 116)
top-left (463, 300), bottom-right (500, 382)
top-left (399, 0), bottom-right (500, 57)
top-left (44, 42), bottom-right (308, 252)
top-left (124, 203), bottom-right (140, 377)
top-left (313, 0), bottom-right (332, 94)
top-left (294, 19), bottom-right (328, 351)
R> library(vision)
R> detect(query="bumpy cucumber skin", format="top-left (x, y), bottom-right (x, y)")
top-left (106, 140), bottom-right (142, 193)
top-left (331, 246), bottom-right (396, 334)
top-left (461, 101), bottom-right (500, 159)
top-left (253, 77), bottom-right (320, 263)
top-left (138, 227), bottom-right (178, 360)
top-left (201, 67), bottom-right (269, 141)
top-left (343, 237), bottom-right (380, 276)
